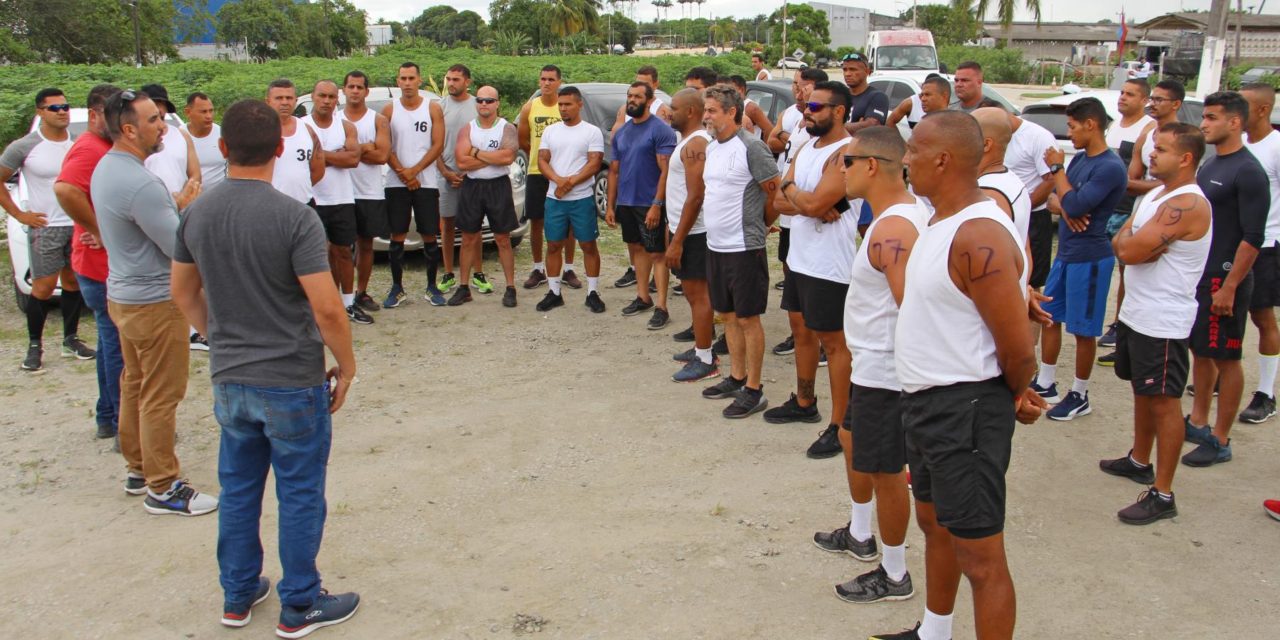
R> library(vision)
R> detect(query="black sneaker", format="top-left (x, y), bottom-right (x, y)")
top-left (502, 286), bottom-right (518, 308)
top-left (772, 335), bottom-right (795, 356)
top-left (1239, 391), bottom-right (1277, 423)
top-left (818, 347), bottom-right (828, 367)
top-left (276, 590), bottom-right (360, 639)
top-left (834, 565), bottom-right (914, 604)
top-left (723, 386), bottom-right (768, 419)
top-left (763, 393), bottom-right (823, 424)
top-left (672, 325), bottom-right (695, 342)
top-left (1099, 322), bottom-right (1118, 348)
top-left (813, 524), bottom-right (879, 561)
top-left (346, 305), bottom-right (374, 325)
top-left (96, 422), bottom-right (116, 439)
top-left (535, 291), bottom-right (564, 312)
top-left (712, 334), bottom-right (728, 355)
top-left (1118, 488), bottom-right (1178, 525)
top-left (62, 335), bottom-right (96, 359)
top-left (774, 279), bottom-right (785, 291)
top-left (621, 297), bottom-right (654, 317)
top-left (673, 282), bottom-right (684, 296)
top-left (647, 307), bottom-right (670, 330)
top-left (222, 576), bottom-right (271, 628)
top-left (354, 291), bottom-right (380, 313)
top-left (614, 267), bottom-right (637, 288)
top-left (870, 622), bottom-right (928, 640)
top-left (702, 375), bottom-right (745, 399)
top-left (447, 285), bottom-right (473, 306)
top-left (806, 424), bottom-right (842, 458)
top-left (1097, 351), bottom-right (1117, 367)
top-left (648, 277), bottom-right (657, 294)
top-left (584, 291), bottom-right (606, 313)
top-left (21, 343), bottom-right (42, 371)
top-left (124, 472), bottom-right (147, 496)
top-left (189, 333), bottom-right (210, 351)
top-left (1099, 450), bottom-right (1155, 484)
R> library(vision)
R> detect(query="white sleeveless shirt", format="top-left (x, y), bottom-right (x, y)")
top-left (1118, 184), bottom-right (1213, 339)
top-left (978, 169), bottom-right (1032, 245)
top-left (845, 198), bottom-right (931, 391)
top-left (385, 98), bottom-right (439, 188)
top-left (271, 118), bottom-right (316, 204)
top-left (895, 201), bottom-right (1028, 393)
top-left (667, 130), bottom-right (711, 235)
top-left (300, 115), bottom-right (354, 206)
top-left (466, 118), bottom-right (512, 180)
top-left (182, 123), bottom-right (225, 188)
top-left (342, 108), bottom-right (383, 200)
top-left (144, 126), bottom-right (189, 194)
top-left (785, 136), bottom-right (858, 284)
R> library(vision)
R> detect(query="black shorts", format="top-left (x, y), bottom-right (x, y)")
top-left (1114, 322), bottom-right (1190, 397)
top-left (707, 249), bottom-right (769, 318)
top-left (1191, 273), bottom-right (1254, 360)
top-left (844, 384), bottom-right (907, 475)
top-left (526, 174), bottom-right (549, 220)
top-left (311, 203), bottom-right (357, 247)
top-left (903, 377), bottom-right (1015, 540)
top-left (1028, 209), bottom-right (1053, 289)
top-left (1250, 245), bottom-right (1280, 310)
top-left (385, 187), bottom-right (440, 237)
top-left (672, 232), bottom-right (708, 280)
top-left (458, 176), bottom-right (518, 235)
top-left (353, 199), bottom-right (389, 240)
top-left (617, 205), bottom-right (665, 252)
top-left (780, 270), bottom-right (848, 333)
top-left (778, 227), bottom-right (790, 266)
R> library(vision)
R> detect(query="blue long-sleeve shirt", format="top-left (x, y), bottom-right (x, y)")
top-left (1056, 148), bottom-right (1128, 263)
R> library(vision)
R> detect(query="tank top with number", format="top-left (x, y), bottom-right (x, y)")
top-left (342, 108), bottom-right (383, 200)
top-left (271, 118), bottom-right (316, 204)
top-left (666, 130), bottom-right (712, 234)
top-left (527, 98), bottom-right (562, 176)
top-left (300, 115), bottom-right (354, 206)
top-left (466, 118), bottom-right (512, 180)
top-left (385, 97), bottom-right (439, 188)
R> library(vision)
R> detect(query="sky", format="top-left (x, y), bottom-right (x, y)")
top-left (350, 0), bottom-right (1223, 27)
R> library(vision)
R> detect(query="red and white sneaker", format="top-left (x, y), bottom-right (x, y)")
top-left (1265, 499), bottom-right (1280, 522)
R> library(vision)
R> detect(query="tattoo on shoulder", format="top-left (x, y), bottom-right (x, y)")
top-left (870, 238), bottom-right (906, 267)
top-left (959, 246), bottom-right (1001, 282)
top-left (1156, 201), bottom-right (1192, 225)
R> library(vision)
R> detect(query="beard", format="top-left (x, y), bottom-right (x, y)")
top-left (625, 102), bottom-right (646, 118)
top-left (805, 117), bottom-right (833, 137)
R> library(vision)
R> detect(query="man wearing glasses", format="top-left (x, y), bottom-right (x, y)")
top-left (1127, 80), bottom-right (1186, 197)
top-left (841, 53), bottom-right (889, 134)
top-left (0, 88), bottom-right (94, 373)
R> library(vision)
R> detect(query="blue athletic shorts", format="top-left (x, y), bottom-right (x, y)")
top-left (1041, 255), bottom-right (1115, 338)
top-left (544, 196), bottom-right (599, 243)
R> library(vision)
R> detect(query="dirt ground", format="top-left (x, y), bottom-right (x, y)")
top-left (0, 229), bottom-right (1277, 640)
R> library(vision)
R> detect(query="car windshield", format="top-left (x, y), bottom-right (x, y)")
top-left (876, 46), bottom-right (937, 70)
top-left (1021, 107), bottom-right (1070, 139)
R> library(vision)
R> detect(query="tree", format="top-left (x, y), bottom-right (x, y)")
top-left (217, 0), bottom-right (296, 61)
top-left (548, 0), bottom-right (602, 38)
top-left (607, 12), bottom-right (639, 52)
top-left (768, 4), bottom-right (830, 56)
top-left (489, 0), bottom-right (550, 49)
top-left (953, 0), bottom-right (1041, 47)
top-left (902, 4), bottom-right (978, 46)
top-left (711, 17), bottom-right (737, 49)
top-left (0, 0), bottom-right (179, 64)
top-left (492, 29), bottom-right (531, 55)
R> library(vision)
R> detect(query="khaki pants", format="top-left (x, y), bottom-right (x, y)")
top-left (108, 299), bottom-right (190, 493)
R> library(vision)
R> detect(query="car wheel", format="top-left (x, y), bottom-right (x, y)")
top-left (594, 171), bottom-right (609, 220)
top-left (13, 280), bottom-right (29, 313)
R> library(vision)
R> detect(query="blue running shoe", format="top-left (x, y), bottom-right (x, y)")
top-left (1047, 391), bottom-right (1091, 421)
top-left (222, 576), bottom-right (271, 628)
top-left (276, 590), bottom-right (359, 639)
top-left (1184, 415), bottom-right (1213, 445)
top-left (425, 286), bottom-right (446, 307)
top-left (1181, 435), bottom-right (1232, 467)
top-left (673, 358), bottom-right (720, 382)
top-left (1030, 380), bottom-right (1060, 404)
top-left (383, 285), bottom-right (406, 309)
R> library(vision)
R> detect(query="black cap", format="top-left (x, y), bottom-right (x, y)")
top-left (140, 83), bottom-right (176, 114)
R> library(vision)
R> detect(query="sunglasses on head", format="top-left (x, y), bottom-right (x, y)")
top-left (40, 104), bottom-right (72, 113)
top-left (803, 101), bottom-right (837, 113)
top-left (843, 154), bottom-right (896, 168)
top-left (475, 97), bottom-right (498, 104)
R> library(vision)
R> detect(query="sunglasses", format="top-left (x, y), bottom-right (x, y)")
top-left (475, 98), bottom-right (498, 104)
top-left (843, 154), bottom-right (896, 168)
top-left (803, 101), bottom-right (838, 113)
top-left (842, 53), bottom-right (867, 62)
top-left (40, 104), bottom-right (72, 113)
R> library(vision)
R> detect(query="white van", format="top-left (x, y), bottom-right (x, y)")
top-left (865, 29), bottom-right (942, 84)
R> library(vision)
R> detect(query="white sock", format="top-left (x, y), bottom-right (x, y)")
top-left (849, 499), bottom-right (873, 543)
top-left (1258, 353), bottom-right (1279, 397)
top-left (695, 347), bottom-right (713, 365)
top-left (1037, 362), bottom-right (1057, 388)
top-left (1071, 377), bottom-right (1089, 395)
top-left (189, 327), bottom-right (198, 337)
top-left (587, 277), bottom-right (599, 293)
top-left (549, 277), bottom-right (562, 295)
top-left (919, 610), bottom-right (954, 640)
top-left (534, 262), bottom-right (545, 273)
top-left (342, 292), bottom-right (355, 307)
top-left (882, 543), bottom-right (907, 582)
top-left (564, 262), bottom-right (576, 274)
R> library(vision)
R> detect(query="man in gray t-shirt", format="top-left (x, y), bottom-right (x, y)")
top-left (435, 64), bottom-right (482, 287)
top-left (91, 89), bottom-right (217, 516)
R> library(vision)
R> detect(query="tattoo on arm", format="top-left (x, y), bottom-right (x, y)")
top-left (1146, 233), bottom-right (1179, 258)
top-left (960, 247), bottom-right (1001, 281)
top-left (1158, 203), bottom-right (1190, 225)
top-left (871, 238), bottom-right (906, 266)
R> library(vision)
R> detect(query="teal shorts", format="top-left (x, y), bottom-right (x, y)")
top-left (544, 196), bottom-right (599, 243)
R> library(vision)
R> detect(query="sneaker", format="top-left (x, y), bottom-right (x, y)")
top-left (447, 286), bottom-right (473, 307)
top-left (673, 282), bottom-right (684, 296)
top-left (96, 422), bottom-right (116, 439)
top-left (346, 305), bottom-right (374, 325)
top-left (672, 325), bottom-right (695, 342)
top-left (1187, 382), bottom-right (1219, 397)
top-left (1030, 380), bottom-right (1060, 404)
top-left (621, 297), bottom-right (654, 317)
top-left (647, 307), bottom-right (670, 330)
top-left (124, 472), bottom-right (147, 496)
top-left (1239, 391), bottom-right (1277, 424)
top-left (1118, 487), bottom-right (1178, 525)
top-left (424, 286), bottom-right (447, 307)
top-left (143, 480), bottom-right (219, 516)
top-left (763, 393), bottom-right (823, 424)
top-left (1099, 451), bottom-right (1155, 484)
top-left (584, 291), bottom-right (606, 313)
top-left (818, 347), bottom-right (828, 367)
top-left (21, 343), bottom-right (41, 371)
top-left (712, 334), bottom-right (728, 356)
top-left (1184, 415), bottom-right (1213, 445)
top-left (562, 270), bottom-right (583, 290)
top-left (772, 335), bottom-right (796, 356)
top-left (1181, 435), bottom-right (1232, 467)
top-left (502, 286), bottom-right (517, 308)
top-left (1097, 351), bottom-right (1117, 367)
top-left (522, 268), bottom-right (547, 289)
top-left (673, 348), bottom-right (696, 363)
top-left (1265, 499), bottom-right (1280, 521)
top-left (536, 291), bottom-right (564, 312)
top-left (723, 386), bottom-right (768, 419)
top-left (813, 524), bottom-right (879, 561)
top-left (806, 424), bottom-right (842, 459)
top-left (472, 272), bottom-right (494, 294)
top-left (382, 285), bottom-right (406, 309)
top-left (614, 266), bottom-right (637, 288)
top-left (354, 291), bottom-right (379, 313)
top-left (870, 622), bottom-right (930, 640)
top-left (1099, 322), bottom-right (1118, 348)
top-left (437, 272), bottom-right (458, 293)
top-left (834, 565), bottom-right (914, 604)
top-left (702, 376), bottom-right (745, 399)
top-left (63, 336), bottom-right (96, 359)
top-left (276, 590), bottom-right (360, 639)
top-left (648, 277), bottom-right (657, 294)
top-left (673, 358), bottom-right (720, 383)
top-left (774, 279), bottom-right (785, 291)
top-left (1047, 390), bottom-right (1091, 421)
top-left (222, 576), bottom-right (271, 628)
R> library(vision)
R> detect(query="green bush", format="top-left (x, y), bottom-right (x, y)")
top-left (1224, 62), bottom-right (1280, 90)
top-left (937, 44), bottom-right (1033, 84)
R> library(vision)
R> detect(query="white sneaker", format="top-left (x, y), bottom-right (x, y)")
top-left (144, 480), bottom-right (219, 516)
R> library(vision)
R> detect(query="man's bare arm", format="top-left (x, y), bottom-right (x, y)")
top-left (170, 261), bottom-right (208, 337)
top-left (55, 182), bottom-right (98, 237)
top-left (866, 215), bottom-right (920, 306)
top-left (1112, 193), bottom-right (1209, 264)
top-left (299, 271), bottom-right (356, 414)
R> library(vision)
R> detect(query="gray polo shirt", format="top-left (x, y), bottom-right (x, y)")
top-left (90, 150), bottom-right (180, 304)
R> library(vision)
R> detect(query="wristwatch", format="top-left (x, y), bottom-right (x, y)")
top-left (1049, 163), bottom-right (1064, 175)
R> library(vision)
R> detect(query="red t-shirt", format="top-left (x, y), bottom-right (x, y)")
top-left (56, 132), bottom-right (112, 281)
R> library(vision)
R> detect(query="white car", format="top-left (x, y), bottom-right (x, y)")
top-left (776, 57), bottom-right (808, 70)
top-left (867, 76), bottom-right (1021, 139)
top-left (1019, 90), bottom-right (1205, 163)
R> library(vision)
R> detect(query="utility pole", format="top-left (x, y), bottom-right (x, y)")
top-left (1197, 0), bottom-right (1231, 98)
top-left (782, 1), bottom-right (788, 60)
top-left (1235, 0), bottom-right (1244, 66)
top-left (130, 0), bottom-right (143, 68)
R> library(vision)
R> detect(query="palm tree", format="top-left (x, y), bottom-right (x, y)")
top-left (548, 0), bottom-right (602, 38)
top-left (695, 0), bottom-right (705, 19)
top-left (711, 17), bottom-right (737, 49)
top-left (493, 29), bottom-right (531, 56)
top-left (952, 0), bottom-right (1041, 47)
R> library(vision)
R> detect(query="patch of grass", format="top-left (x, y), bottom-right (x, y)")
top-left (1020, 92), bottom-right (1061, 99)
top-left (710, 502), bottom-right (726, 517)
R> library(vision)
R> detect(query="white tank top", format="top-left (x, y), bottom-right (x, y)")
top-left (300, 115), bottom-right (354, 206)
top-left (908, 94), bottom-right (925, 123)
top-left (144, 127), bottom-right (189, 194)
top-left (271, 119), bottom-right (316, 204)
top-left (182, 123), bottom-right (225, 188)
top-left (845, 199), bottom-right (931, 391)
top-left (743, 98), bottom-right (759, 135)
top-left (466, 117), bottom-right (512, 180)
top-left (895, 201), bottom-right (1029, 393)
top-left (978, 169), bottom-right (1032, 245)
top-left (342, 108), bottom-right (383, 200)
top-left (1118, 184), bottom-right (1213, 339)
top-left (785, 136), bottom-right (858, 284)
top-left (667, 130), bottom-right (711, 235)
top-left (385, 98), bottom-right (439, 188)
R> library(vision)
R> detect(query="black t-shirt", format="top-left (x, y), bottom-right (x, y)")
top-left (1196, 147), bottom-right (1270, 278)
top-left (847, 86), bottom-right (889, 125)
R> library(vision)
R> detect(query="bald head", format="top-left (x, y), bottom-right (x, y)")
top-left (919, 111), bottom-right (984, 169)
top-left (477, 85), bottom-right (499, 100)
top-left (906, 112), bottom-right (984, 198)
top-left (672, 87), bottom-right (703, 112)
top-left (973, 106), bottom-right (1012, 158)
top-left (313, 79), bottom-right (338, 94)
top-left (671, 87), bottom-right (705, 132)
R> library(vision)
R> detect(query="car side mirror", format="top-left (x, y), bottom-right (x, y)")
top-left (939, 62), bottom-right (949, 74)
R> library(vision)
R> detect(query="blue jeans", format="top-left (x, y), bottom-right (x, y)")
top-left (76, 275), bottom-right (119, 430)
top-left (215, 383), bottom-right (332, 609)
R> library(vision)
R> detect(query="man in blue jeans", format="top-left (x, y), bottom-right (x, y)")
top-left (171, 99), bottom-right (360, 637)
